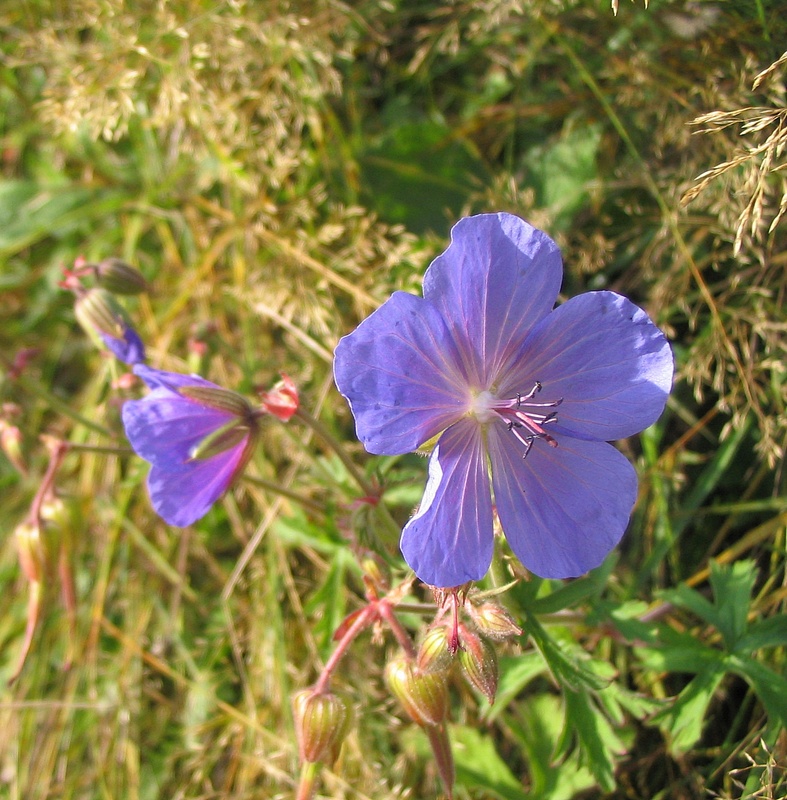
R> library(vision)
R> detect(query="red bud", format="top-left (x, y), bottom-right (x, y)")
top-left (260, 374), bottom-right (299, 421)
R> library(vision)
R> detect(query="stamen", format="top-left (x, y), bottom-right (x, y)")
top-left (499, 381), bottom-right (562, 458)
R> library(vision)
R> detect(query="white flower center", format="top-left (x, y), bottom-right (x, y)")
top-left (469, 390), bottom-right (497, 424)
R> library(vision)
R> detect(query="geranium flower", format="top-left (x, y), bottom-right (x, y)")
top-left (122, 365), bottom-right (259, 526)
top-left (333, 213), bottom-right (673, 588)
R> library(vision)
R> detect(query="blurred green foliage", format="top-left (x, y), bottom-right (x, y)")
top-left (1, 0), bottom-right (786, 798)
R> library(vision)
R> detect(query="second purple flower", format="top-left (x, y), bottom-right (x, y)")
top-left (122, 365), bottom-right (259, 526)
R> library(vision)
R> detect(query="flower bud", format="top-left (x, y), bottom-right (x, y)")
top-left (0, 420), bottom-right (26, 475)
top-left (75, 288), bottom-right (126, 340)
top-left (15, 521), bottom-right (45, 584)
top-left (466, 601), bottom-right (523, 641)
top-left (39, 495), bottom-right (69, 529)
top-left (361, 554), bottom-right (391, 593)
top-left (417, 624), bottom-right (454, 674)
top-left (385, 656), bottom-right (449, 727)
top-left (95, 258), bottom-right (148, 295)
top-left (259, 374), bottom-right (299, 421)
top-left (292, 688), bottom-right (352, 764)
top-left (74, 288), bottom-right (145, 364)
top-left (457, 626), bottom-right (498, 703)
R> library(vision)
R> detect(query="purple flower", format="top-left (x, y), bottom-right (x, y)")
top-left (333, 213), bottom-right (673, 588)
top-left (122, 365), bottom-right (258, 526)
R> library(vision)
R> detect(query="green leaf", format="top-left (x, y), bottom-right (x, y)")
top-left (0, 183), bottom-right (130, 257)
top-left (657, 560), bottom-right (756, 651)
top-left (451, 724), bottom-right (527, 800)
top-left (653, 662), bottom-right (728, 753)
top-left (596, 678), bottom-right (663, 725)
top-left (485, 652), bottom-right (548, 723)
top-left (505, 694), bottom-right (598, 799)
top-left (524, 122), bottom-right (602, 231)
top-left (560, 687), bottom-right (623, 792)
top-left (524, 612), bottom-right (610, 691)
top-left (728, 653), bottom-right (787, 730)
top-left (356, 115), bottom-right (488, 233)
top-left (736, 614), bottom-right (787, 653)
top-left (658, 583), bottom-right (719, 629)
top-left (709, 559), bottom-right (756, 649)
top-left (638, 418), bottom-right (753, 583)
top-left (635, 630), bottom-right (720, 673)
top-left (272, 508), bottom-right (345, 553)
top-left (528, 557), bottom-right (614, 615)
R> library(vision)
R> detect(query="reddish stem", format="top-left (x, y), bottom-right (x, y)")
top-left (377, 600), bottom-right (417, 660)
top-left (313, 604), bottom-right (377, 694)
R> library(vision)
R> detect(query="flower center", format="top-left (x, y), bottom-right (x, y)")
top-left (471, 382), bottom-right (562, 457)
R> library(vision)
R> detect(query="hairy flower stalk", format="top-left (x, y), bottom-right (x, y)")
top-left (334, 212), bottom-right (673, 588)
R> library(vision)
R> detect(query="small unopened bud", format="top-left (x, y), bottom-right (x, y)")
top-left (259, 374), bottom-right (299, 421)
top-left (0, 421), bottom-right (26, 475)
top-left (292, 688), bottom-right (352, 764)
top-left (417, 624), bottom-right (454, 674)
top-left (15, 521), bottom-right (45, 584)
top-left (361, 555), bottom-right (391, 593)
top-left (385, 656), bottom-right (449, 727)
top-left (39, 495), bottom-right (69, 529)
top-left (75, 288), bottom-right (126, 339)
top-left (95, 258), bottom-right (148, 295)
top-left (457, 626), bottom-right (498, 703)
top-left (466, 601), bottom-right (523, 641)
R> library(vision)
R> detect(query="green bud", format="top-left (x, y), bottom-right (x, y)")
top-left (417, 624), bottom-right (454, 674)
top-left (385, 656), bottom-right (450, 727)
top-left (458, 626), bottom-right (498, 704)
top-left (0, 420), bottom-right (26, 475)
top-left (74, 288), bottom-right (127, 339)
top-left (39, 495), bottom-right (69, 529)
top-left (361, 555), bottom-right (391, 593)
top-left (15, 521), bottom-right (45, 584)
top-left (466, 601), bottom-right (523, 641)
top-left (292, 688), bottom-right (352, 764)
top-left (95, 258), bottom-right (148, 295)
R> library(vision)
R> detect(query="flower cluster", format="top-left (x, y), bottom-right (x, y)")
top-left (334, 212), bottom-right (673, 588)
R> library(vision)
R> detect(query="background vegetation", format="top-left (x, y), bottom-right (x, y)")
top-left (1, 0), bottom-right (785, 798)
